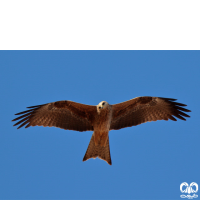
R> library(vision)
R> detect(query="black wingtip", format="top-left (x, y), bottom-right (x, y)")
top-left (27, 103), bottom-right (46, 109)
top-left (12, 104), bottom-right (44, 129)
top-left (160, 97), bottom-right (177, 101)
top-left (169, 98), bottom-right (191, 120)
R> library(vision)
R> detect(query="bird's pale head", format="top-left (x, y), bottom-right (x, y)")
top-left (98, 101), bottom-right (109, 111)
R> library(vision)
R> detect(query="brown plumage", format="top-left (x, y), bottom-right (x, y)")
top-left (12, 97), bottom-right (191, 165)
top-left (83, 134), bottom-right (112, 165)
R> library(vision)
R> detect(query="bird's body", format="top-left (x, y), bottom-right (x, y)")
top-left (93, 101), bottom-right (112, 146)
top-left (83, 101), bottom-right (113, 164)
top-left (12, 96), bottom-right (191, 165)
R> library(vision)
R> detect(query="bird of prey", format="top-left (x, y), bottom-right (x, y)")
top-left (12, 96), bottom-right (191, 165)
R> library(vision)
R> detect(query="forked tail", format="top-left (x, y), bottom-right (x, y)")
top-left (83, 134), bottom-right (112, 165)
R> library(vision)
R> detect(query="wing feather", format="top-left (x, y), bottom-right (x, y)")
top-left (12, 101), bottom-right (97, 131)
top-left (110, 97), bottom-right (191, 130)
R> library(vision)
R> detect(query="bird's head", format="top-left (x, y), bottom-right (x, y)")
top-left (98, 101), bottom-right (109, 111)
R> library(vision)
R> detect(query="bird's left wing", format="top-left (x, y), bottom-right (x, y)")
top-left (110, 97), bottom-right (191, 130)
top-left (12, 101), bottom-right (97, 132)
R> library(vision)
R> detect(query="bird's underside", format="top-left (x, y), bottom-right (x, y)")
top-left (12, 96), bottom-right (191, 165)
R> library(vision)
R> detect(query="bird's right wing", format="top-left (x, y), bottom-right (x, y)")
top-left (12, 101), bottom-right (97, 132)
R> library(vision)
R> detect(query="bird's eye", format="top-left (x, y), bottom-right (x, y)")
top-left (99, 106), bottom-right (101, 109)
top-left (102, 102), bottom-right (105, 105)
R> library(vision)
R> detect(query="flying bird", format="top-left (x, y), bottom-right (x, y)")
top-left (12, 96), bottom-right (191, 165)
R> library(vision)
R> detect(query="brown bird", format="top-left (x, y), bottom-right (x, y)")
top-left (12, 96), bottom-right (191, 165)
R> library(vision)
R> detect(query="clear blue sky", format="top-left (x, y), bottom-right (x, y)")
top-left (0, 51), bottom-right (199, 199)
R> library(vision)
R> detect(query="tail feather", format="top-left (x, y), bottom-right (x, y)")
top-left (83, 134), bottom-right (112, 165)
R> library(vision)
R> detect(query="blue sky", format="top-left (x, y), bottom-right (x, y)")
top-left (0, 51), bottom-right (199, 199)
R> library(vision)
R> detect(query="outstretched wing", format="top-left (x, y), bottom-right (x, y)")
top-left (12, 101), bottom-right (97, 132)
top-left (110, 97), bottom-right (191, 130)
